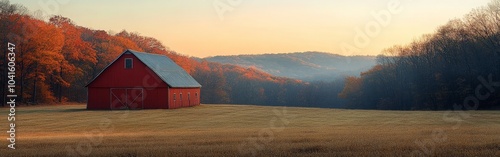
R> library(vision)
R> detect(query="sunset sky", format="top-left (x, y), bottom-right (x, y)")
top-left (12, 0), bottom-right (491, 57)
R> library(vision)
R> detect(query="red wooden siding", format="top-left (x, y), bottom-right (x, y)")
top-left (87, 88), bottom-right (110, 109)
top-left (168, 88), bottom-right (201, 109)
top-left (143, 87), bottom-right (168, 109)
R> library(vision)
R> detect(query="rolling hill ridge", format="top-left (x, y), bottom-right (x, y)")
top-left (204, 52), bottom-right (377, 81)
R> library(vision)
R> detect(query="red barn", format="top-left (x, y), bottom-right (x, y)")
top-left (86, 49), bottom-right (201, 110)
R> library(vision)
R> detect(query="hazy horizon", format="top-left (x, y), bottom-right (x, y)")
top-left (11, 0), bottom-right (491, 57)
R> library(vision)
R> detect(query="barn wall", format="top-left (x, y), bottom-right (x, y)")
top-left (168, 88), bottom-right (201, 109)
top-left (87, 87), bottom-right (169, 110)
top-left (87, 87), bottom-right (111, 110)
top-left (143, 87), bottom-right (169, 109)
top-left (88, 54), bottom-right (168, 88)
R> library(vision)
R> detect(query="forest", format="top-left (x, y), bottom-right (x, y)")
top-left (339, 0), bottom-right (500, 110)
top-left (1, 0), bottom-right (500, 110)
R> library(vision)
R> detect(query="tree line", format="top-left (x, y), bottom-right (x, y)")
top-left (339, 0), bottom-right (500, 110)
top-left (0, 0), bottom-right (345, 108)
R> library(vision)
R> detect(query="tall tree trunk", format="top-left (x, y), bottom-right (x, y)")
top-left (32, 66), bottom-right (37, 104)
top-left (58, 65), bottom-right (62, 102)
top-left (19, 52), bottom-right (24, 104)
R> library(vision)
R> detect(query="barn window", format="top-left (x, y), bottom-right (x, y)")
top-left (180, 93), bottom-right (183, 100)
top-left (195, 92), bottom-right (198, 98)
top-left (125, 58), bottom-right (133, 69)
top-left (188, 93), bottom-right (190, 100)
top-left (173, 93), bottom-right (176, 100)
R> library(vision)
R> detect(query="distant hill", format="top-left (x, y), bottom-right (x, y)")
top-left (203, 52), bottom-right (377, 81)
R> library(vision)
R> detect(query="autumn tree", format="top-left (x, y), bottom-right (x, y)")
top-left (49, 15), bottom-right (97, 102)
top-left (0, 0), bottom-right (28, 105)
top-left (17, 17), bottom-right (64, 103)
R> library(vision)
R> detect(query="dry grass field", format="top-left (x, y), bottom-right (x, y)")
top-left (1, 103), bottom-right (499, 157)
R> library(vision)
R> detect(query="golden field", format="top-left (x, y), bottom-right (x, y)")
top-left (1, 103), bottom-right (499, 157)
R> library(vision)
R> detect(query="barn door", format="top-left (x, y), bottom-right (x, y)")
top-left (127, 88), bottom-right (143, 109)
top-left (110, 88), bottom-right (143, 110)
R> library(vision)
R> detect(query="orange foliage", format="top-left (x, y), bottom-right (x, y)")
top-left (338, 76), bottom-right (362, 99)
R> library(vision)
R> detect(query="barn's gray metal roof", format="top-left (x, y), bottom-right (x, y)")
top-left (128, 50), bottom-right (201, 88)
top-left (86, 49), bottom-right (201, 88)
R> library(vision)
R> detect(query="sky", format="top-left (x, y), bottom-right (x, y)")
top-left (11, 0), bottom-right (492, 58)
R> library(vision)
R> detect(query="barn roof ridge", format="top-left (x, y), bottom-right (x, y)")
top-left (126, 49), bottom-right (165, 56)
top-left (86, 49), bottom-right (201, 88)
